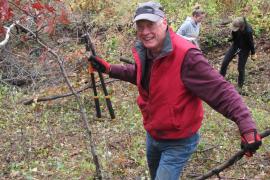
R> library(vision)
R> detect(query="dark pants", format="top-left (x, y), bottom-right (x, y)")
top-left (220, 46), bottom-right (250, 87)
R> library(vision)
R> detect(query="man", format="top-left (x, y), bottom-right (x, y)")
top-left (89, 2), bottom-right (261, 180)
top-left (220, 17), bottom-right (256, 88)
top-left (176, 5), bottom-right (205, 48)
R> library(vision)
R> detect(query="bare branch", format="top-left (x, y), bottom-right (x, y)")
top-left (195, 129), bottom-right (270, 180)
top-left (0, 78), bottom-right (15, 87)
top-left (8, 0), bottom-right (35, 19)
top-left (15, 23), bottom-right (103, 179)
top-left (0, 21), bottom-right (18, 47)
top-left (21, 79), bottom-right (119, 105)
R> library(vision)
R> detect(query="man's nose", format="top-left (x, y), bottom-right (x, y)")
top-left (140, 26), bottom-right (151, 34)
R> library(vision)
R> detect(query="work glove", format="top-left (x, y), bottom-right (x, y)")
top-left (89, 55), bottom-right (111, 74)
top-left (241, 129), bottom-right (262, 157)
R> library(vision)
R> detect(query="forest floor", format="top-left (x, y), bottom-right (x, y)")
top-left (0, 25), bottom-right (270, 180)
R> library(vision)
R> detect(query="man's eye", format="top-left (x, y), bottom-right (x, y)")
top-left (149, 22), bottom-right (154, 26)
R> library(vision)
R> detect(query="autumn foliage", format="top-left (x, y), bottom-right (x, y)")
top-left (0, 0), bottom-right (70, 36)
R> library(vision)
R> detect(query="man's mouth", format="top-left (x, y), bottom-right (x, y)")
top-left (143, 36), bottom-right (154, 42)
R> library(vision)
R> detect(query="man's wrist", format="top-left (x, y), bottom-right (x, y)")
top-left (106, 65), bottom-right (112, 74)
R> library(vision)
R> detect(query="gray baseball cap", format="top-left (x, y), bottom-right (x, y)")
top-left (232, 17), bottom-right (245, 32)
top-left (133, 1), bottom-right (165, 22)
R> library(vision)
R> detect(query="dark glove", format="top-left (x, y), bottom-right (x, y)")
top-left (241, 129), bottom-right (262, 157)
top-left (89, 55), bottom-right (111, 74)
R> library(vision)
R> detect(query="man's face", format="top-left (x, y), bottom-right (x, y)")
top-left (135, 19), bottom-right (167, 53)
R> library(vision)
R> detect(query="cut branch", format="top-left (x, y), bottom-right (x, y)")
top-left (15, 23), bottom-right (103, 179)
top-left (21, 79), bottom-right (118, 105)
top-left (195, 129), bottom-right (270, 180)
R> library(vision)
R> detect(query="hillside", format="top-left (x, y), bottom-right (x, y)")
top-left (0, 0), bottom-right (269, 179)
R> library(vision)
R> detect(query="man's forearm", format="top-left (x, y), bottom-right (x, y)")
top-left (109, 64), bottom-right (137, 84)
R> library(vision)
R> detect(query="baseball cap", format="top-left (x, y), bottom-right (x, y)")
top-left (133, 1), bottom-right (165, 22)
top-left (232, 17), bottom-right (244, 32)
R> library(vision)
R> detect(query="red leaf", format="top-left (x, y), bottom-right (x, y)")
top-left (45, 4), bottom-right (55, 13)
top-left (15, 0), bottom-right (21, 5)
top-left (36, 17), bottom-right (44, 31)
top-left (0, 0), bottom-right (13, 20)
top-left (20, 35), bottom-right (29, 42)
top-left (39, 49), bottom-right (47, 62)
top-left (58, 9), bottom-right (70, 25)
top-left (5, 8), bottom-right (14, 20)
top-left (19, 15), bottom-right (28, 24)
top-left (0, 26), bottom-right (6, 36)
top-left (32, 2), bottom-right (44, 10)
top-left (44, 17), bottom-right (56, 35)
top-left (22, 4), bottom-right (31, 15)
top-left (0, 0), bottom-right (9, 12)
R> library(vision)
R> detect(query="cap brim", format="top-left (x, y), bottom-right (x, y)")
top-left (232, 26), bottom-right (239, 32)
top-left (133, 14), bottom-right (162, 22)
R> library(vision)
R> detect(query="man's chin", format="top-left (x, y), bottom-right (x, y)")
top-left (143, 42), bottom-right (156, 49)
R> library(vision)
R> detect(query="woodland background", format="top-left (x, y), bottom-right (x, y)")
top-left (0, 0), bottom-right (269, 179)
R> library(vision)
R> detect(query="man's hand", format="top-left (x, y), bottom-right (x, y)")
top-left (241, 129), bottom-right (262, 157)
top-left (89, 55), bottom-right (111, 74)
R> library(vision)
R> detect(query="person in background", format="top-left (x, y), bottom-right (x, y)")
top-left (89, 2), bottom-right (262, 180)
top-left (176, 5), bottom-right (205, 48)
top-left (220, 17), bottom-right (256, 89)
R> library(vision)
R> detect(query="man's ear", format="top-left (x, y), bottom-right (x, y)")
top-left (162, 18), bottom-right (168, 28)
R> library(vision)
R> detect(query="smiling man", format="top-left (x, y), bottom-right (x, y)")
top-left (89, 1), bottom-right (262, 180)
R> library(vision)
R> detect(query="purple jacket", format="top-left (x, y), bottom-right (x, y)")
top-left (109, 48), bottom-right (256, 135)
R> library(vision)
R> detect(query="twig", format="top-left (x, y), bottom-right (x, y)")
top-left (196, 145), bottom-right (217, 153)
top-left (195, 129), bottom-right (270, 180)
top-left (0, 79), bottom-right (14, 87)
top-left (0, 21), bottom-right (19, 47)
top-left (8, 1), bottom-right (35, 18)
top-left (21, 79), bottom-right (119, 105)
top-left (15, 23), bottom-right (103, 179)
top-left (119, 57), bottom-right (134, 64)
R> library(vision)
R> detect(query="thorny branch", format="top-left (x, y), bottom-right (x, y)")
top-left (195, 129), bottom-right (270, 180)
top-left (15, 23), bottom-right (103, 179)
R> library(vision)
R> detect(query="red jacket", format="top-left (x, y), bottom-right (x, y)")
top-left (132, 28), bottom-right (203, 140)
